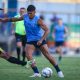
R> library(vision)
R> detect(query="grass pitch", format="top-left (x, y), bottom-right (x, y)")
top-left (0, 56), bottom-right (80, 80)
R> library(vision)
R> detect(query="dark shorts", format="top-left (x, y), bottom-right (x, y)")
top-left (55, 41), bottom-right (64, 47)
top-left (27, 40), bottom-right (47, 48)
top-left (15, 33), bottom-right (27, 46)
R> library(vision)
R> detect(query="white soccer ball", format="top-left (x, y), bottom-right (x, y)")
top-left (42, 67), bottom-right (53, 78)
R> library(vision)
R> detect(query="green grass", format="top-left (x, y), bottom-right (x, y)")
top-left (0, 56), bottom-right (80, 80)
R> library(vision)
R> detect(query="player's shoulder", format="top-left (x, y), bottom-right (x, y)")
top-left (34, 15), bottom-right (40, 21)
top-left (62, 24), bottom-right (67, 28)
top-left (35, 15), bottom-right (40, 18)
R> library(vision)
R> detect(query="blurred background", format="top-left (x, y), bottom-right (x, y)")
top-left (0, 0), bottom-right (80, 55)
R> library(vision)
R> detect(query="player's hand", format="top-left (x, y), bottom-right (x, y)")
top-left (37, 40), bottom-right (43, 46)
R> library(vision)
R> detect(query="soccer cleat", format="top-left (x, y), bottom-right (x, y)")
top-left (29, 73), bottom-right (41, 77)
top-left (57, 71), bottom-right (64, 78)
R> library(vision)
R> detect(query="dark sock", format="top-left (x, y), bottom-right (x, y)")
top-left (54, 65), bottom-right (61, 72)
top-left (7, 56), bottom-right (27, 66)
top-left (17, 47), bottom-right (21, 60)
top-left (22, 51), bottom-right (26, 62)
top-left (32, 66), bottom-right (39, 73)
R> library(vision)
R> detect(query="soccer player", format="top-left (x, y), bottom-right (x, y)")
top-left (12, 7), bottom-right (26, 61)
top-left (0, 47), bottom-right (27, 66)
top-left (52, 18), bottom-right (68, 62)
top-left (0, 5), bottom-right (64, 78)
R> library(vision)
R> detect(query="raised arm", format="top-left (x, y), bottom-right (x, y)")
top-left (0, 16), bottom-right (23, 22)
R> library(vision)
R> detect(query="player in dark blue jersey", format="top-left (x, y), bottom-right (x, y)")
top-left (0, 5), bottom-right (64, 78)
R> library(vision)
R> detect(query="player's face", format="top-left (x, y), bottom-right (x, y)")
top-left (27, 11), bottom-right (35, 19)
top-left (20, 9), bottom-right (26, 15)
top-left (58, 19), bottom-right (63, 26)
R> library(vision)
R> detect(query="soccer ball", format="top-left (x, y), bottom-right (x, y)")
top-left (42, 67), bottom-right (53, 78)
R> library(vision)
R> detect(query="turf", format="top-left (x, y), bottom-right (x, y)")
top-left (0, 56), bottom-right (80, 80)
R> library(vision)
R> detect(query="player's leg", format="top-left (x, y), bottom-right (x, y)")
top-left (56, 46), bottom-right (63, 62)
top-left (15, 33), bottom-right (22, 60)
top-left (16, 42), bottom-right (22, 60)
top-left (39, 44), bottom-right (64, 78)
top-left (22, 46), bottom-right (26, 61)
top-left (56, 42), bottom-right (64, 62)
top-left (0, 48), bottom-right (27, 66)
top-left (25, 44), bottom-right (41, 77)
top-left (22, 35), bottom-right (26, 62)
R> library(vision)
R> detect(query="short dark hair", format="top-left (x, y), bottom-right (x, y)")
top-left (20, 7), bottom-right (25, 10)
top-left (27, 5), bottom-right (36, 12)
top-left (58, 18), bottom-right (62, 20)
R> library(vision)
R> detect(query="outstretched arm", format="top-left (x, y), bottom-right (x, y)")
top-left (0, 16), bottom-right (23, 22)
